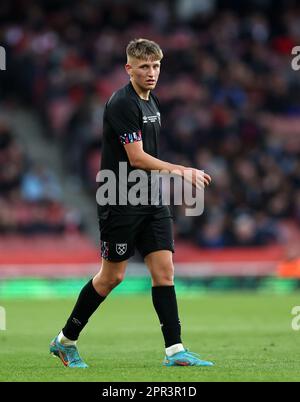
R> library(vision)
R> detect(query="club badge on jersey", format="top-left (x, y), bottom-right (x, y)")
top-left (101, 240), bottom-right (129, 260)
top-left (116, 243), bottom-right (127, 256)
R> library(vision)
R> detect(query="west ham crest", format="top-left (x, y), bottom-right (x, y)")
top-left (116, 243), bottom-right (127, 256)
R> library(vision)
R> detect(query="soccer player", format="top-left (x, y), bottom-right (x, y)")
top-left (50, 39), bottom-right (213, 368)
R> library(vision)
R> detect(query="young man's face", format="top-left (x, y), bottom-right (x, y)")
top-left (126, 57), bottom-right (161, 92)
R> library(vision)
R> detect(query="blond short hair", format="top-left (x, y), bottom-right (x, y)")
top-left (126, 38), bottom-right (163, 62)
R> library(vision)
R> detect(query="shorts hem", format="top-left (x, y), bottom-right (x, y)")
top-left (140, 246), bottom-right (175, 260)
top-left (101, 255), bottom-right (133, 263)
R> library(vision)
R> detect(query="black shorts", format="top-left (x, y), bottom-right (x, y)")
top-left (99, 208), bottom-right (174, 262)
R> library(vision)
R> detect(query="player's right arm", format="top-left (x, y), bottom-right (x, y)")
top-left (106, 95), bottom-right (211, 189)
top-left (124, 140), bottom-right (211, 189)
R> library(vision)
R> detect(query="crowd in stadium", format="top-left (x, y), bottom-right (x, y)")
top-left (0, 0), bottom-right (299, 247)
top-left (0, 122), bottom-right (83, 234)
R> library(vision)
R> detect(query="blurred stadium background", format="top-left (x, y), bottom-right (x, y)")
top-left (0, 0), bottom-right (300, 298)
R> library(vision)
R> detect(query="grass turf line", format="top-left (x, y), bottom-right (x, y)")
top-left (0, 293), bottom-right (300, 382)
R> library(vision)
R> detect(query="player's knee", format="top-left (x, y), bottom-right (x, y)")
top-left (108, 273), bottom-right (125, 289)
top-left (115, 273), bottom-right (125, 286)
top-left (152, 264), bottom-right (174, 286)
top-left (154, 276), bottom-right (174, 286)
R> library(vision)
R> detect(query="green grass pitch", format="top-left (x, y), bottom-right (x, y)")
top-left (1, 292), bottom-right (300, 382)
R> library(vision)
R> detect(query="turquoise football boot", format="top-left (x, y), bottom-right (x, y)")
top-left (50, 336), bottom-right (88, 368)
top-left (163, 349), bottom-right (214, 367)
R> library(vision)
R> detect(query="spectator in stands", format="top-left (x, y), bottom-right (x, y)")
top-left (0, 121), bottom-right (83, 235)
top-left (0, 0), bottom-right (299, 247)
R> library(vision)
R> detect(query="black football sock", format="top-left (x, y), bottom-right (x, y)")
top-left (62, 279), bottom-right (106, 341)
top-left (152, 285), bottom-right (182, 348)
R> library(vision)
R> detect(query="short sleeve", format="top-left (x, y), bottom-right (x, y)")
top-left (106, 97), bottom-right (142, 145)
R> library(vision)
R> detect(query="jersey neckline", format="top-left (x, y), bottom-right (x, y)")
top-left (129, 81), bottom-right (152, 103)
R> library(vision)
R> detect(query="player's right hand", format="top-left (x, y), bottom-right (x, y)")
top-left (183, 168), bottom-right (212, 189)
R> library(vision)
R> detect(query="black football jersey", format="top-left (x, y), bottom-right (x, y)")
top-left (98, 81), bottom-right (171, 218)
